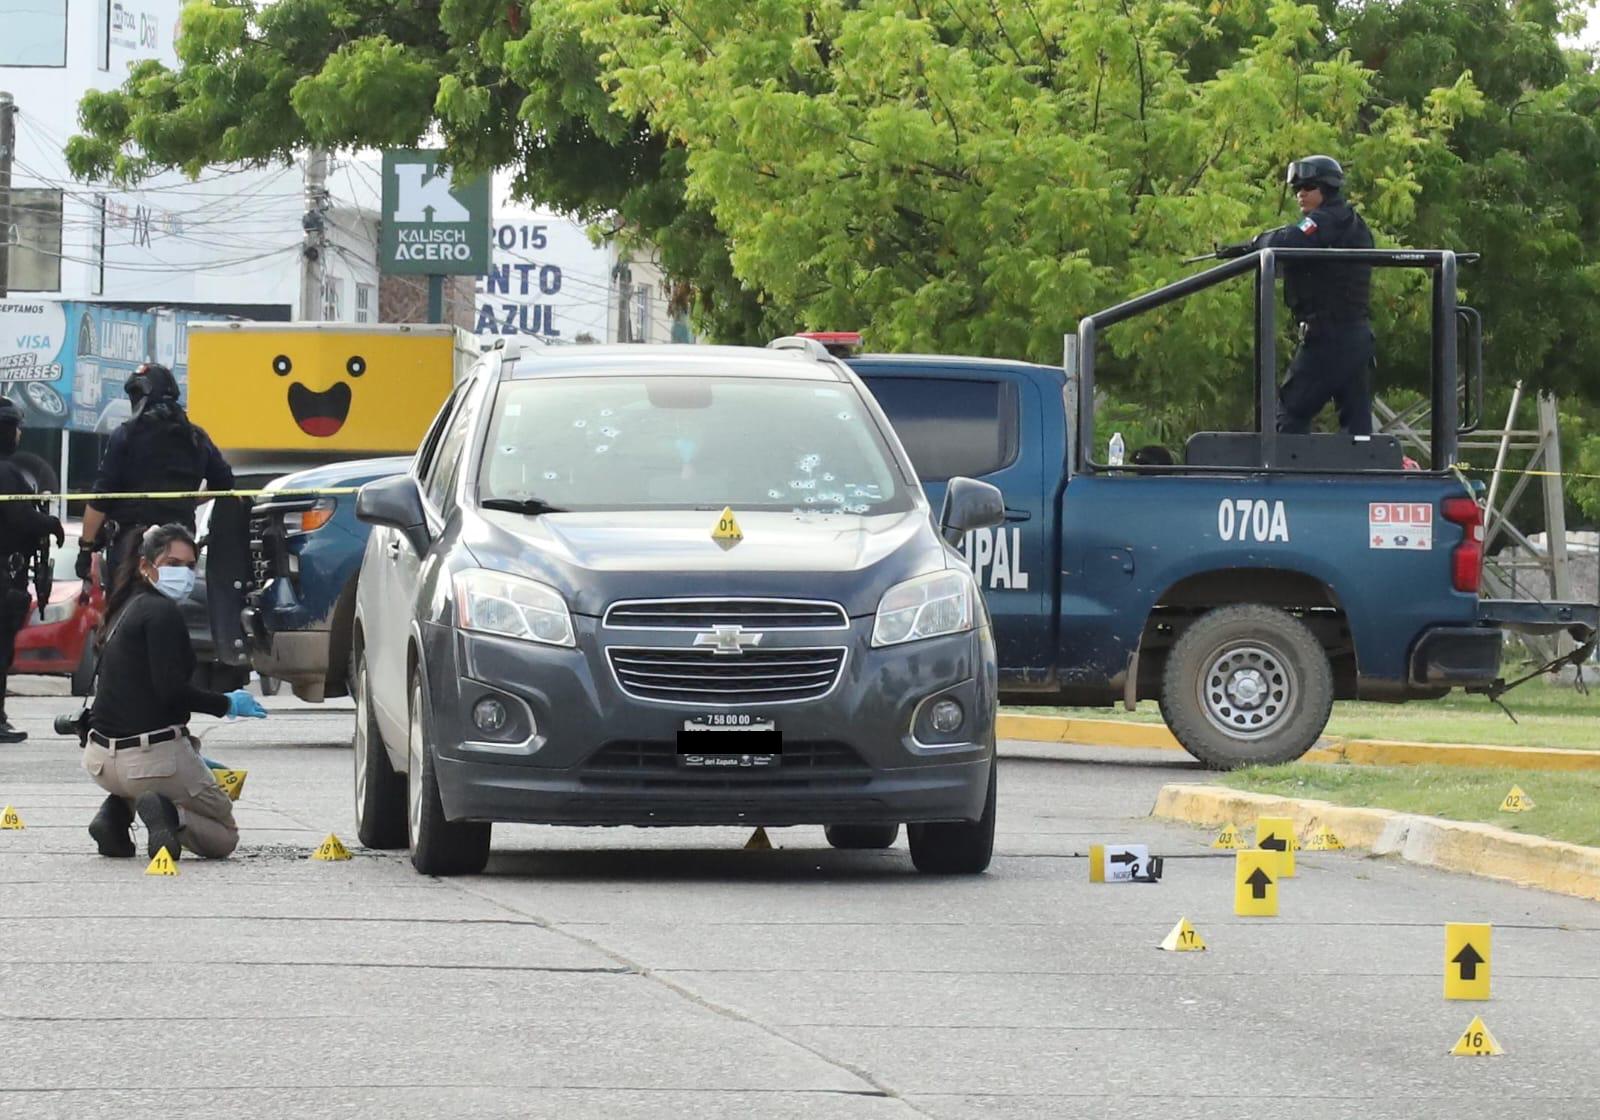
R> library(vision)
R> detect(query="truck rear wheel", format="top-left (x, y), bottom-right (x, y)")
top-left (1159, 604), bottom-right (1333, 769)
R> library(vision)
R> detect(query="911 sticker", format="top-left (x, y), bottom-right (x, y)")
top-left (1369, 502), bottom-right (1432, 550)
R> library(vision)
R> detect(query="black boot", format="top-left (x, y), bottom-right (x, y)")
top-left (134, 792), bottom-right (182, 861)
top-left (0, 717), bottom-right (26, 743)
top-left (88, 795), bottom-right (136, 857)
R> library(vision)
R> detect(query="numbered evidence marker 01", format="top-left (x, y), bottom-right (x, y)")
top-left (1450, 1015), bottom-right (1504, 1057)
top-left (710, 506), bottom-right (744, 544)
top-left (1234, 850), bottom-right (1278, 916)
top-left (1088, 843), bottom-right (1159, 883)
top-left (1255, 816), bottom-right (1296, 878)
top-left (1159, 917), bottom-right (1207, 952)
top-left (1444, 922), bottom-right (1491, 1001)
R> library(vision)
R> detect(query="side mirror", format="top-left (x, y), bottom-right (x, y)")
top-left (356, 475), bottom-right (431, 555)
top-left (938, 477), bottom-right (1006, 547)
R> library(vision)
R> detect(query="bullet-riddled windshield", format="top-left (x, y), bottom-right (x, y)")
top-left (478, 376), bottom-right (913, 514)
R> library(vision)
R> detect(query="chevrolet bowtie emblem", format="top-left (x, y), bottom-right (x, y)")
top-left (694, 624), bottom-right (763, 655)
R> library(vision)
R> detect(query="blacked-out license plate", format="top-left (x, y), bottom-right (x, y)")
top-left (677, 715), bottom-right (781, 768)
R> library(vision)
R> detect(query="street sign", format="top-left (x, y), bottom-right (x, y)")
top-left (1445, 922), bottom-right (1492, 1001)
top-left (1234, 850), bottom-right (1279, 916)
top-left (1256, 816), bottom-right (1296, 878)
top-left (379, 150), bottom-right (491, 276)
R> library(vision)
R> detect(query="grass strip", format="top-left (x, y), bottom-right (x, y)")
top-left (1221, 763), bottom-right (1600, 848)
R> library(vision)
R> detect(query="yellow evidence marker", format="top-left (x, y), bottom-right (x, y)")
top-left (1255, 816), bottom-right (1296, 878)
top-left (213, 769), bottom-right (248, 802)
top-left (1159, 917), bottom-right (1207, 952)
top-left (311, 834), bottom-right (353, 861)
top-left (1450, 1016), bottom-right (1504, 1056)
top-left (1498, 785), bottom-right (1534, 813)
top-left (1088, 842), bottom-right (1152, 883)
top-left (0, 804), bottom-right (24, 830)
top-left (145, 848), bottom-right (179, 876)
top-left (1210, 823), bottom-right (1245, 850)
top-left (743, 827), bottom-right (773, 850)
top-left (1444, 922), bottom-right (1491, 1001)
top-left (1234, 850), bottom-right (1279, 917)
top-left (1303, 825), bottom-right (1345, 852)
top-left (711, 506), bottom-right (744, 543)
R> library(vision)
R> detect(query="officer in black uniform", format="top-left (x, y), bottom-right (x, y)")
top-left (0, 398), bottom-right (66, 743)
top-left (75, 363), bottom-right (233, 583)
top-left (1220, 155), bottom-right (1375, 434)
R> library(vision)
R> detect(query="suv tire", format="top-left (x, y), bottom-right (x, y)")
top-left (352, 647), bottom-right (407, 849)
top-left (1159, 603), bottom-right (1334, 770)
top-left (908, 757), bottom-right (996, 874)
top-left (825, 824), bottom-right (900, 850)
top-left (407, 671), bottom-right (491, 875)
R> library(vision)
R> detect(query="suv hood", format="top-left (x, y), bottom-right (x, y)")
top-left (465, 508), bottom-right (944, 618)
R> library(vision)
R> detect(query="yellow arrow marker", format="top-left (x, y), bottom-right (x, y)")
top-left (1445, 922), bottom-right (1491, 1001)
top-left (743, 827), bottom-right (773, 851)
top-left (1450, 1015), bottom-right (1504, 1056)
top-left (1303, 825), bottom-right (1344, 852)
top-left (0, 804), bottom-right (24, 830)
top-left (311, 833), bottom-right (353, 861)
top-left (711, 506), bottom-right (744, 543)
top-left (1255, 816), bottom-right (1296, 878)
top-left (213, 769), bottom-right (248, 802)
top-left (1210, 823), bottom-right (1245, 850)
top-left (1498, 785), bottom-right (1534, 813)
top-left (1159, 917), bottom-right (1207, 952)
top-left (1234, 850), bottom-right (1279, 917)
top-left (145, 847), bottom-right (179, 876)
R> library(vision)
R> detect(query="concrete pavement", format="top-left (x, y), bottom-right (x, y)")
top-left (1, 689), bottom-right (1596, 1118)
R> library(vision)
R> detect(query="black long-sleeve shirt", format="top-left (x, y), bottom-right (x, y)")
top-left (0, 456), bottom-right (57, 559)
top-left (90, 586), bottom-right (230, 737)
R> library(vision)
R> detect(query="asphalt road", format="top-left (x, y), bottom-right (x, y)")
top-left (1, 685), bottom-right (1596, 1119)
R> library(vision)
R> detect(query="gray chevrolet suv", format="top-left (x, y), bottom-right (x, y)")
top-left (351, 338), bottom-right (1004, 876)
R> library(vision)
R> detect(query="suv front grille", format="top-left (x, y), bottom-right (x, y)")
top-left (606, 646), bottom-right (847, 705)
top-left (604, 599), bottom-right (848, 630)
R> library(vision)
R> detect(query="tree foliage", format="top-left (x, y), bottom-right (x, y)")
top-left (67, 0), bottom-right (1600, 508)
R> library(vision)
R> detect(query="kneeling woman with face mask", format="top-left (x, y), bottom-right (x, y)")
top-left (82, 523), bottom-right (266, 861)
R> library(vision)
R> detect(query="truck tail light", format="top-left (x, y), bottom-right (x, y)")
top-left (1442, 496), bottom-right (1483, 593)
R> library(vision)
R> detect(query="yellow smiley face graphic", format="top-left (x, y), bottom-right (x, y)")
top-left (186, 324), bottom-right (462, 453)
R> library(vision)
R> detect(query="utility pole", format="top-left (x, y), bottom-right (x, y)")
top-left (299, 149), bottom-right (328, 320)
top-left (0, 91), bottom-right (15, 300)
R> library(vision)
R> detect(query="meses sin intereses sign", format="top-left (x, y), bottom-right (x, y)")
top-left (379, 150), bottom-right (492, 275)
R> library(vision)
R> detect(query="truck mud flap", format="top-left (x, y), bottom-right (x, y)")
top-left (205, 496), bottom-right (253, 667)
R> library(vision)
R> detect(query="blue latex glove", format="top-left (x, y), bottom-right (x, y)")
top-left (225, 690), bottom-right (267, 719)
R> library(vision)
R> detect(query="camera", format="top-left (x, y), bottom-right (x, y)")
top-left (55, 708), bottom-right (91, 746)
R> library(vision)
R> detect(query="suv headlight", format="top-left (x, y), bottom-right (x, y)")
top-left (282, 498), bottom-right (337, 535)
top-left (453, 569), bottom-right (575, 648)
top-left (872, 569), bottom-right (975, 647)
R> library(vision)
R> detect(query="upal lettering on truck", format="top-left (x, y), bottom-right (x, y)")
top-left (959, 527), bottom-right (1030, 590)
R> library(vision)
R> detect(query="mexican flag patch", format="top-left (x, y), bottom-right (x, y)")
top-left (1298, 215), bottom-right (1318, 235)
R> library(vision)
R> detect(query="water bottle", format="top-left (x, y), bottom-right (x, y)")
top-left (1108, 432), bottom-right (1125, 466)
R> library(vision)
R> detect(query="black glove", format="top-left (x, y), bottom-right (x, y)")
top-left (1214, 240), bottom-right (1254, 260)
top-left (47, 516), bottom-right (65, 547)
top-left (75, 546), bottom-right (93, 580)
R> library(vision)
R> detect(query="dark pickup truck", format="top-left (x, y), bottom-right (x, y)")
top-left (236, 249), bottom-right (1597, 766)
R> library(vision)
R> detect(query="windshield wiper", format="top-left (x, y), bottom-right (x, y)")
top-left (480, 497), bottom-right (568, 516)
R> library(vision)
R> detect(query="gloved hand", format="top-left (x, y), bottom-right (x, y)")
top-left (47, 516), bottom-right (65, 547)
top-left (225, 690), bottom-right (267, 719)
top-left (75, 546), bottom-right (93, 580)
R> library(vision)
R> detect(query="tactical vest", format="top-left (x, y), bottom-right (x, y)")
top-left (1283, 200), bottom-right (1374, 324)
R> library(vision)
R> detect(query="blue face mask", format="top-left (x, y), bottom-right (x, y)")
top-left (151, 565), bottom-right (196, 601)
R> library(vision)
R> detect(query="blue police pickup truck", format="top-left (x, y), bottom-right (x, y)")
top-left (237, 249), bottom-right (1596, 766)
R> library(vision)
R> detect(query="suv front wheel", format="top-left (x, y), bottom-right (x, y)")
top-left (407, 670), bottom-right (491, 875)
top-left (907, 757), bottom-right (996, 874)
top-left (352, 646), bottom-right (407, 849)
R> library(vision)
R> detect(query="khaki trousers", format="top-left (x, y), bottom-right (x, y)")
top-left (82, 733), bottom-right (239, 858)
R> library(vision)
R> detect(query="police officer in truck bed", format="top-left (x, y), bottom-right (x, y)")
top-left (1219, 155), bottom-right (1376, 435)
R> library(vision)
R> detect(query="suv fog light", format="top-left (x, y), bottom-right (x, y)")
top-left (473, 697), bottom-right (509, 734)
top-left (930, 699), bottom-right (964, 733)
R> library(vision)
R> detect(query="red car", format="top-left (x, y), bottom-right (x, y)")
top-left (14, 539), bottom-right (105, 695)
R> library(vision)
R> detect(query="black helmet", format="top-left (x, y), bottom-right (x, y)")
top-left (125, 362), bottom-right (181, 411)
top-left (1286, 155), bottom-right (1344, 193)
top-left (0, 397), bottom-right (22, 429)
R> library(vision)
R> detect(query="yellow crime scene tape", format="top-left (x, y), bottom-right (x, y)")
top-left (0, 487), bottom-right (361, 502)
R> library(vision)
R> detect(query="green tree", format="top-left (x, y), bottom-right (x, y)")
top-left (66, 0), bottom-right (1600, 509)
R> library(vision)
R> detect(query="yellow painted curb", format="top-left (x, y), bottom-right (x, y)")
top-left (999, 713), bottom-right (1600, 772)
top-left (1152, 783), bottom-right (1600, 904)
